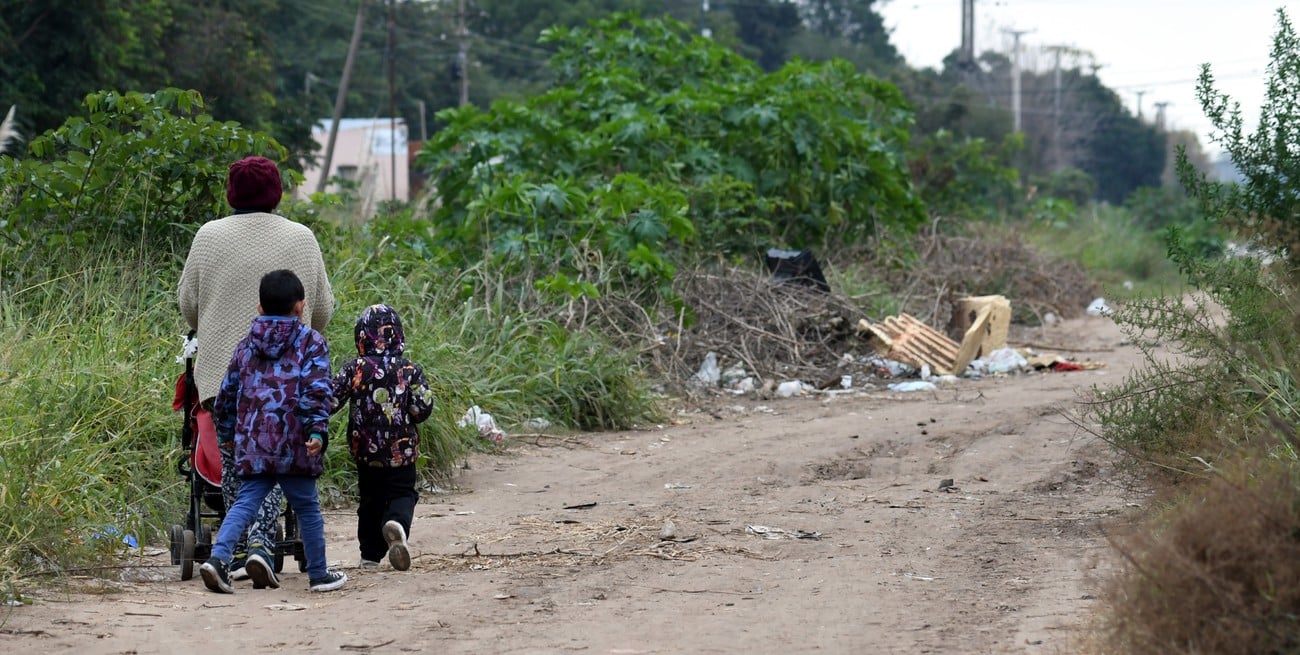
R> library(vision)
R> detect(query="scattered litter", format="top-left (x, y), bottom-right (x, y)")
top-left (265, 603), bottom-right (307, 611)
top-left (745, 525), bottom-right (822, 540)
top-left (937, 479), bottom-right (955, 492)
top-left (659, 520), bottom-right (677, 541)
top-left (664, 482), bottom-right (692, 489)
top-left (90, 526), bottom-right (138, 549)
top-left (563, 502), bottom-right (597, 510)
top-left (688, 351), bottom-right (721, 389)
top-left (839, 374), bottom-right (852, 389)
top-left (865, 355), bottom-right (913, 378)
top-left (523, 417), bottom-right (551, 431)
top-left (968, 348), bottom-right (1028, 375)
top-left (765, 248), bottom-right (830, 293)
top-left (1024, 354), bottom-right (1106, 372)
top-left (729, 377), bottom-right (756, 394)
top-left (3, 599), bottom-right (24, 607)
top-left (1086, 297), bottom-right (1112, 316)
top-left (887, 381), bottom-right (937, 392)
top-left (454, 511), bottom-right (475, 515)
top-left (720, 362), bottom-right (748, 385)
top-left (493, 593), bottom-right (515, 600)
top-left (776, 380), bottom-right (810, 398)
top-left (459, 405), bottom-right (506, 444)
top-left (904, 572), bottom-right (935, 582)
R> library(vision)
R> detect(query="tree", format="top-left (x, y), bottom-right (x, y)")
top-left (0, 0), bottom-right (169, 134)
top-left (794, 0), bottom-right (900, 68)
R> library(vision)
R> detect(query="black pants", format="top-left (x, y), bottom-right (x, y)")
top-left (356, 463), bottom-right (419, 562)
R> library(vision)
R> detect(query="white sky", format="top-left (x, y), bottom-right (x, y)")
top-left (878, 0), bottom-right (1300, 158)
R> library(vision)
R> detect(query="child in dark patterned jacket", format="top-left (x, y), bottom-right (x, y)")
top-left (331, 304), bottom-right (435, 571)
top-left (200, 269), bottom-right (347, 594)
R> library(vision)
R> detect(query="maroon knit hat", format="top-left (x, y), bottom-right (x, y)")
top-left (226, 156), bottom-right (283, 211)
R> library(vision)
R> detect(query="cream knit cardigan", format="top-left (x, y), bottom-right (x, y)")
top-left (178, 212), bottom-right (335, 401)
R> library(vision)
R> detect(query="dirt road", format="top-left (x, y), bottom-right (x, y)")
top-left (1, 314), bottom-right (1142, 654)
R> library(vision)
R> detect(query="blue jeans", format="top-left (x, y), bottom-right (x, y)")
top-left (212, 474), bottom-right (328, 581)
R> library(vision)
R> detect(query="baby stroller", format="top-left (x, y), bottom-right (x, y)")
top-left (168, 332), bottom-right (306, 580)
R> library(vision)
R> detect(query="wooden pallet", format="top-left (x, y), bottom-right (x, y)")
top-left (856, 313), bottom-right (961, 376)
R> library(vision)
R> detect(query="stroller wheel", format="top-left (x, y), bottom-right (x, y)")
top-left (169, 524), bottom-right (184, 566)
top-left (180, 529), bottom-right (196, 581)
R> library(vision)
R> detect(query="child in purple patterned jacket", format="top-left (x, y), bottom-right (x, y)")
top-left (199, 269), bottom-right (347, 594)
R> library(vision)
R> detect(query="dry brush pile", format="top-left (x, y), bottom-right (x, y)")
top-left (578, 229), bottom-right (1100, 390)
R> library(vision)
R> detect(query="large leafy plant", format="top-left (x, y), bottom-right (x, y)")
top-left (418, 14), bottom-right (923, 299)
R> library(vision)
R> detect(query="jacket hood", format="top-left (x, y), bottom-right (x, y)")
top-left (249, 316), bottom-right (301, 359)
top-left (355, 304), bottom-right (405, 357)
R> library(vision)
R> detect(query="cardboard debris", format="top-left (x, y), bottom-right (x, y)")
top-left (857, 313), bottom-right (961, 376)
top-left (950, 295), bottom-right (1012, 374)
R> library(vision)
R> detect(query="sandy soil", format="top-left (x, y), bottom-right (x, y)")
top-left (0, 313), bottom-right (1145, 654)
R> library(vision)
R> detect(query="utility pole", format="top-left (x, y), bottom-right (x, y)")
top-left (1134, 90), bottom-right (1148, 120)
top-left (387, 0), bottom-right (397, 203)
top-left (1153, 101), bottom-right (1171, 131)
top-left (1043, 45), bottom-right (1070, 171)
top-left (959, 0), bottom-right (975, 70)
top-left (417, 100), bottom-right (427, 142)
top-left (1003, 28), bottom-right (1033, 133)
top-left (318, 0), bottom-right (366, 194)
top-left (456, 0), bottom-right (469, 106)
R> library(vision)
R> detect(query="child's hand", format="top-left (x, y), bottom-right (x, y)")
top-left (307, 434), bottom-right (323, 456)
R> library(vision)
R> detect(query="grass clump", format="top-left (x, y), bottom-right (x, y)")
top-left (0, 252), bottom-right (185, 582)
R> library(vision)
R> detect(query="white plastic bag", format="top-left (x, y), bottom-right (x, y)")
top-left (459, 405), bottom-right (506, 444)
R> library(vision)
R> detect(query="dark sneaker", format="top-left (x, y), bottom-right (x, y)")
top-left (199, 558), bottom-right (234, 594)
top-left (309, 569), bottom-right (348, 592)
top-left (230, 552), bottom-right (250, 581)
top-left (383, 520), bottom-right (411, 571)
top-left (245, 550), bottom-right (280, 590)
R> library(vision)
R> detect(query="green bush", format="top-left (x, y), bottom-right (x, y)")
top-left (417, 14), bottom-right (924, 304)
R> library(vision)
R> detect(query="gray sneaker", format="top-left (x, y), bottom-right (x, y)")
top-left (199, 558), bottom-right (233, 594)
top-left (309, 569), bottom-right (348, 592)
top-left (245, 550), bottom-right (280, 590)
top-left (383, 521), bottom-right (410, 571)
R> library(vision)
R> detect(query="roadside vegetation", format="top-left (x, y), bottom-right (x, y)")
top-left (0, 11), bottom-right (1283, 653)
top-left (1083, 9), bottom-right (1300, 653)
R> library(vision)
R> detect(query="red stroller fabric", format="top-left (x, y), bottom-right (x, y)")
top-left (193, 407), bottom-right (222, 487)
top-left (174, 369), bottom-right (222, 487)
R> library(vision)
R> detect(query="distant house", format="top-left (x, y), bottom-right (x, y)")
top-left (299, 118), bottom-right (409, 215)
